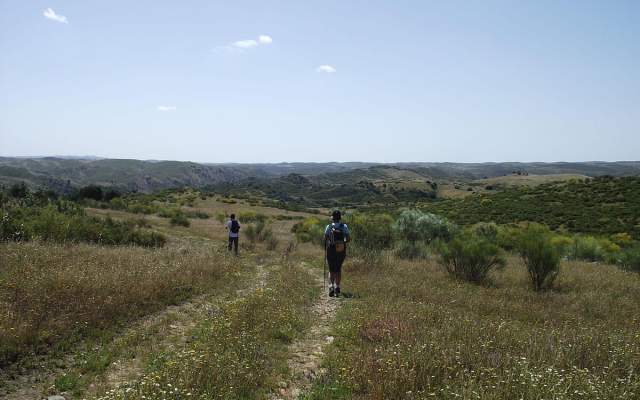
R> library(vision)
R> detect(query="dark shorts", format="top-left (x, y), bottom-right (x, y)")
top-left (326, 246), bottom-right (346, 273)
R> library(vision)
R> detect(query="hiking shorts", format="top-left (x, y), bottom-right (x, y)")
top-left (326, 246), bottom-right (346, 274)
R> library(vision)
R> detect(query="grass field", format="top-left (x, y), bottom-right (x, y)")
top-left (305, 255), bottom-right (640, 399)
top-left (2, 191), bottom-right (640, 399)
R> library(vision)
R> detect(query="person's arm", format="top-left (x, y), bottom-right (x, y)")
top-left (344, 224), bottom-right (351, 243)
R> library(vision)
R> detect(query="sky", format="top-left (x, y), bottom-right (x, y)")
top-left (0, 1), bottom-right (638, 163)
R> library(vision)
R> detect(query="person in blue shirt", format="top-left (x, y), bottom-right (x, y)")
top-left (324, 210), bottom-right (350, 297)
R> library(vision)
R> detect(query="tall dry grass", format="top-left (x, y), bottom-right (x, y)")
top-left (0, 241), bottom-right (234, 367)
top-left (306, 254), bottom-right (640, 399)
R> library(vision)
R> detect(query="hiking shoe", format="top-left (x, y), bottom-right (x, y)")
top-left (329, 287), bottom-right (335, 297)
top-left (335, 286), bottom-right (341, 297)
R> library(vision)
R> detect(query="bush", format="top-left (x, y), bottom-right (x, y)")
top-left (77, 185), bottom-right (104, 201)
top-left (569, 235), bottom-right (605, 262)
top-left (395, 241), bottom-right (429, 260)
top-left (347, 213), bottom-right (393, 255)
top-left (238, 211), bottom-right (268, 223)
top-left (393, 210), bottom-right (455, 245)
top-left (292, 217), bottom-right (325, 247)
top-left (550, 235), bottom-right (574, 257)
top-left (517, 224), bottom-right (561, 291)
top-left (0, 203), bottom-right (166, 247)
top-left (472, 222), bottom-right (499, 243)
top-left (618, 246), bottom-right (640, 273)
top-left (9, 182), bottom-right (28, 198)
top-left (184, 210), bottom-right (210, 219)
top-left (495, 225), bottom-right (523, 251)
top-left (611, 232), bottom-right (634, 248)
top-left (266, 235), bottom-right (279, 251)
top-left (245, 224), bottom-right (257, 243)
top-left (436, 233), bottom-right (505, 284)
top-left (170, 213), bottom-right (190, 227)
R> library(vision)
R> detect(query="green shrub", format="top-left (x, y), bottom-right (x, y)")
top-left (611, 232), bottom-right (634, 248)
top-left (517, 224), bottom-right (561, 291)
top-left (569, 235), bottom-right (605, 262)
top-left (393, 210), bottom-right (455, 245)
top-left (266, 235), bottom-right (279, 251)
top-left (292, 217), bottom-right (325, 246)
top-left (618, 246), bottom-right (640, 273)
top-left (395, 241), bottom-right (429, 260)
top-left (9, 182), bottom-right (28, 198)
top-left (170, 213), bottom-right (190, 227)
top-left (472, 222), bottom-right (499, 243)
top-left (347, 213), bottom-right (393, 253)
top-left (0, 203), bottom-right (165, 247)
top-left (496, 225), bottom-right (522, 251)
top-left (245, 224), bottom-right (257, 243)
top-left (184, 210), bottom-right (209, 219)
top-left (238, 211), bottom-right (268, 223)
top-left (436, 233), bottom-right (505, 284)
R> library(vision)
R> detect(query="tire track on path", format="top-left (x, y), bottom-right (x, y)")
top-left (271, 262), bottom-right (342, 400)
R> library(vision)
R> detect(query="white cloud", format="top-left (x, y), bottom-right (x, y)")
top-left (225, 35), bottom-right (273, 51)
top-left (317, 65), bottom-right (337, 73)
top-left (258, 35), bottom-right (273, 44)
top-left (157, 106), bottom-right (177, 112)
top-left (43, 8), bottom-right (68, 24)
top-left (233, 39), bottom-right (258, 49)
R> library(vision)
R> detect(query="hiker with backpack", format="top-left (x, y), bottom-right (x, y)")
top-left (325, 210), bottom-right (350, 297)
top-left (225, 213), bottom-right (240, 255)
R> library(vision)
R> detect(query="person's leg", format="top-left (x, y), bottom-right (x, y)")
top-left (233, 237), bottom-right (239, 255)
top-left (228, 237), bottom-right (232, 252)
top-left (327, 249), bottom-right (337, 296)
top-left (334, 253), bottom-right (345, 295)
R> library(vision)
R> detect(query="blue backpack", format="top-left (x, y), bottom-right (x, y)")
top-left (231, 220), bottom-right (240, 233)
top-left (328, 223), bottom-right (346, 253)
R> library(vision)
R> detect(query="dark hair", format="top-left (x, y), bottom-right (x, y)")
top-left (331, 210), bottom-right (341, 221)
top-left (230, 213), bottom-right (236, 219)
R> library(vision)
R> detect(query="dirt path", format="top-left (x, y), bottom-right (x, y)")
top-left (0, 264), bottom-right (270, 400)
top-left (272, 263), bottom-right (342, 400)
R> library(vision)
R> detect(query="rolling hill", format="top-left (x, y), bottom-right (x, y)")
top-left (1, 157), bottom-right (639, 194)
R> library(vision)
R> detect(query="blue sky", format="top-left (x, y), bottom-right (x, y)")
top-left (0, 1), bottom-right (638, 163)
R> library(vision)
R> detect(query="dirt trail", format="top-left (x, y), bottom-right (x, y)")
top-left (272, 263), bottom-right (342, 400)
top-left (0, 264), bottom-right (269, 400)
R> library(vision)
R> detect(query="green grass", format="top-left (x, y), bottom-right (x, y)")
top-left (306, 255), bottom-right (640, 399)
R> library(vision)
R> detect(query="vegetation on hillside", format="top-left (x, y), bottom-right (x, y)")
top-left (420, 176), bottom-right (640, 238)
top-left (1, 185), bottom-right (166, 247)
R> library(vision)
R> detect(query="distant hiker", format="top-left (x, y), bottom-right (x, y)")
top-left (324, 210), bottom-right (350, 297)
top-left (225, 213), bottom-right (240, 255)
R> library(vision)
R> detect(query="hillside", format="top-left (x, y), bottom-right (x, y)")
top-left (420, 176), bottom-right (640, 238)
top-left (1, 157), bottom-right (639, 194)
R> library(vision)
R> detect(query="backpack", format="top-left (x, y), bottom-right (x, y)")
top-left (230, 220), bottom-right (240, 234)
top-left (328, 223), bottom-right (346, 253)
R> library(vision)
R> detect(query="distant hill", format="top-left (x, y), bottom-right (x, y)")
top-left (0, 157), bottom-right (638, 194)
